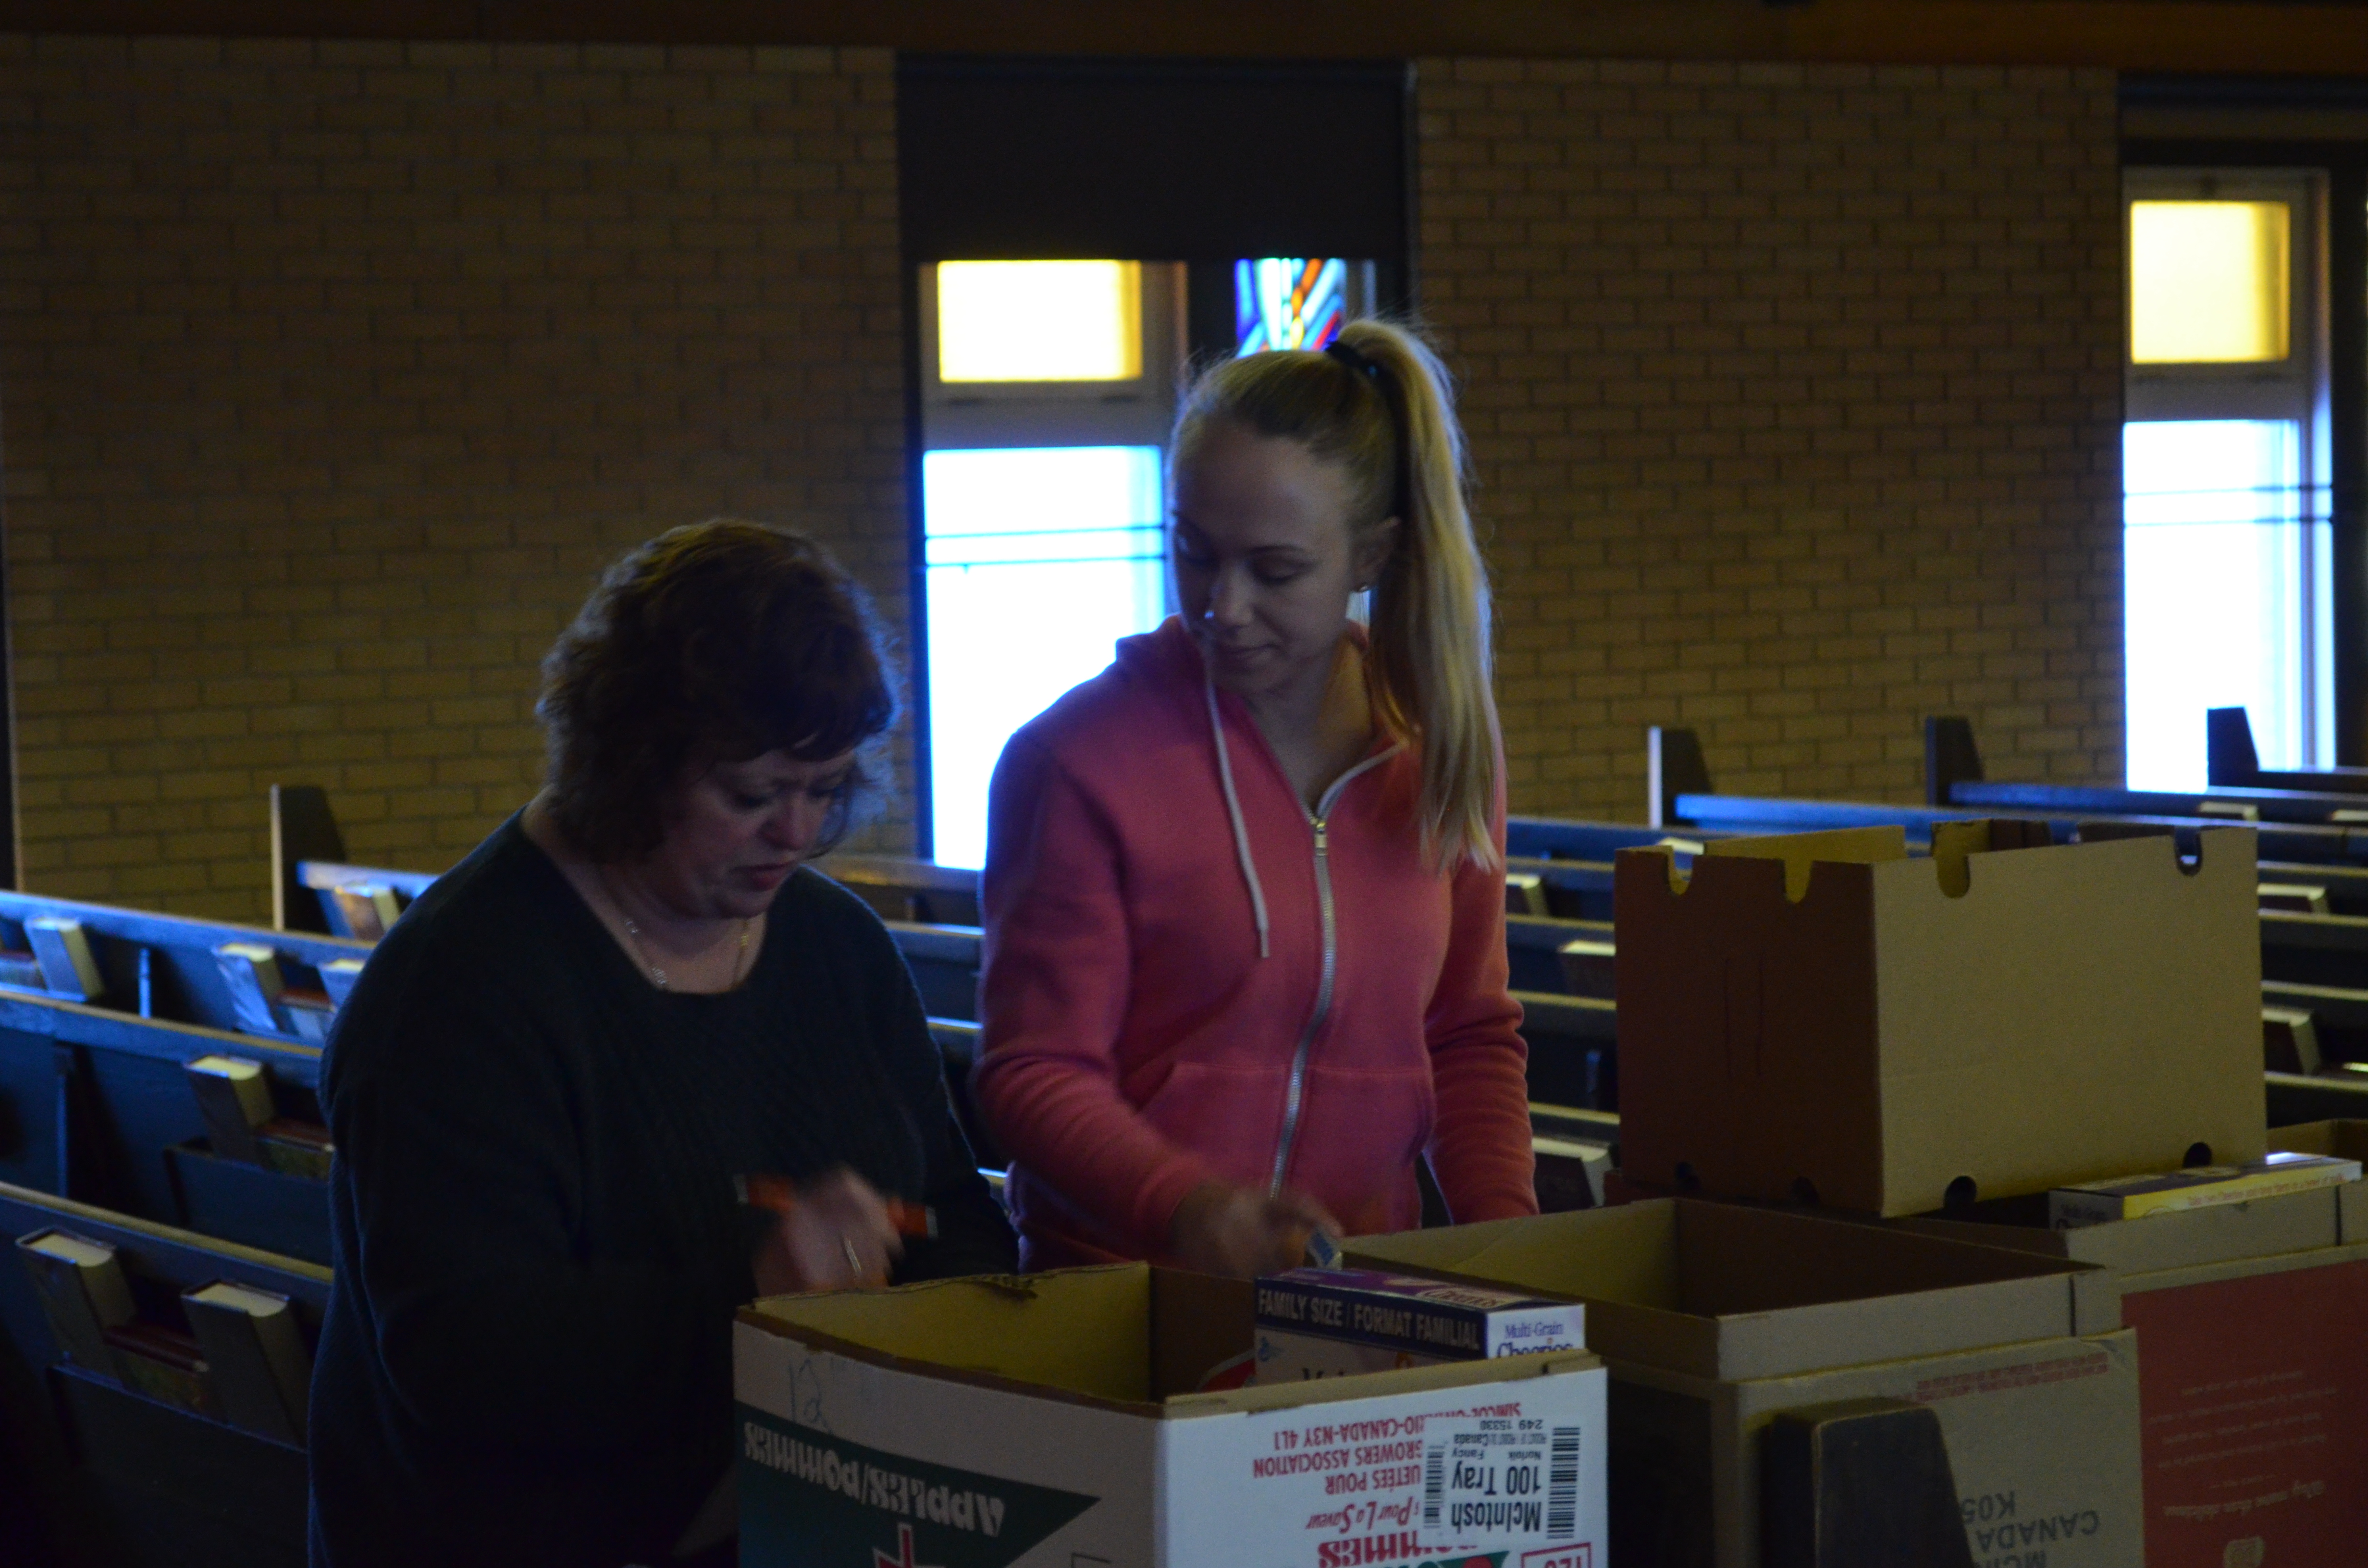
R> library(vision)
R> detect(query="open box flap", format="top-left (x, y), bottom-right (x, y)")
top-left (1699, 824), bottom-right (1908, 900)
top-left (741, 1267), bottom-right (1164, 1412)
top-left (739, 1265), bottom-right (1599, 1421)
top-left (1896, 1184), bottom-right (2343, 1274)
top-left (1348, 1200), bottom-right (2112, 1380)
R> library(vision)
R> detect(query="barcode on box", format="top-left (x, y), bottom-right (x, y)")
top-left (1422, 1445), bottom-right (1445, 1529)
top-left (1547, 1426), bottom-right (1579, 1537)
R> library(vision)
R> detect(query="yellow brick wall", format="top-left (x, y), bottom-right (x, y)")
top-left (1417, 59), bottom-right (2124, 821)
top-left (0, 37), bottom-right (910, 919)
top-left (0, 43), bottom-right (2133, 914)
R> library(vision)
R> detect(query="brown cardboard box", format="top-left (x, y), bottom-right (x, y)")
top-left (1346, 1200), bottom-right (2142, 1568)
top-left (1903, 1192), bottom-right (2368, 1566)
top-left (1615, 822), bottom-right (2265, 1215)
top-left (2270, 1120), bottom-right (2368, 1241)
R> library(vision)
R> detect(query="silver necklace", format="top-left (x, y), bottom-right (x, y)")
top-left (604, 871), bottom-right (751, 991)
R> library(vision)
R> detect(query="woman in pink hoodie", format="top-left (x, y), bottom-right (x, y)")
top-left (973, 319), bottom-right (1536, 1276)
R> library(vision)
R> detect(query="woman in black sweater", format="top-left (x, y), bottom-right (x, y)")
top-left (308, 521), bottom-right (1014, 1568)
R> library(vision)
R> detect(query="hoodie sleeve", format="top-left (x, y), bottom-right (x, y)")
top-left (1423, 785), bottom-right (1539, 1225)
top-left (972, 731), bottom-right (1221, 1256)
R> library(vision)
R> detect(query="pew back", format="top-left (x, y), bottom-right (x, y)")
top-left (0, 1183), bottom-right (324, 1568)
top-left (0, 889), bottom-right (370, 1042)
top-left (0, 990), bottom-right (329, 1265)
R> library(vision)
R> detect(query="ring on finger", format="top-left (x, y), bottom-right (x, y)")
top-left (842, 1234), bottom-right (864, 1278)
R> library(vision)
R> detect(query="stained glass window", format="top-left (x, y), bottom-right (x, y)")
top-left (1235, 257), bottom-right (1349, 355)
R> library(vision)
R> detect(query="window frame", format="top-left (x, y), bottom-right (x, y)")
top-left (917, 261), bottom-right (1184, 447)
top-left (2125, 169), bottom-right (2324, 421)
top-left (2123, 134), bottom-right (2368, 765)
top-left (903, 259), bottom-right (1187, 860)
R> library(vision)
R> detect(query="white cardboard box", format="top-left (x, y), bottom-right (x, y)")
top-left (735, 1264), bottom-right (1608, 1568)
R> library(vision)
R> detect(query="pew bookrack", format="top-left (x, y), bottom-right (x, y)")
top-left (0, 1181), bottom-right (327, 1568)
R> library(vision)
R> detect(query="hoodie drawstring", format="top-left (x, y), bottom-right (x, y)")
top-left (1205, 679), bottom-right (1272, 960)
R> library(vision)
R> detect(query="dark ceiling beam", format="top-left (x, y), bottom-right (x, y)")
top-left (0, 0), bottom-right (2366, 74)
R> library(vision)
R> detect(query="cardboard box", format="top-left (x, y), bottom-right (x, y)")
top-left (1898, 1185), bottom-right (2344, 1274)
top-left (2270, 1120), bottom-right (2368, 1241)
top-left (1347, 1200), bottom-right (2142, 1568)
top-left (735, 1265), bottom-right (1609, 1568)
top-left (1614, 822), bottom-right (2265, 1215)
top-left (1906, 1194), bottom-right (2368, 1567)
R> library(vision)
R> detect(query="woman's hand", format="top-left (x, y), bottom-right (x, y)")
top-left (751, 1167), bottom-right (904, 1295)
top-left (1169, 1180), bottom-right (1342, 1279)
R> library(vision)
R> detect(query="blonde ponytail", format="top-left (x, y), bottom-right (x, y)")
top-left (1172, 319), bottom-right (1501, 872)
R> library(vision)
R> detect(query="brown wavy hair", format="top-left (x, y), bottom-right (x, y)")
top-left (536, 520), bottom-right (899, 861)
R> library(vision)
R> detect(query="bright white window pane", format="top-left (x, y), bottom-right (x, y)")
top-left (924, 446), bottom-right (1167, 868)
top-left (2124, 420), bottom-right (2320, 788)
top-left (2129, 201), bottom-right (2290, 365)
top-left (935, 261), bottom-right (1142, 383)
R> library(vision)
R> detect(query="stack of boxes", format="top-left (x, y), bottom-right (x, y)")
top-left (733, 820), bottom-right (2356, 1567)
top-left (1357, 822), bottom-right (2364, 1568)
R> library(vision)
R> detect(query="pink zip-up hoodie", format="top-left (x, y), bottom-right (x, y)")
top-left (973, 616), bottom-right (1537, 1270)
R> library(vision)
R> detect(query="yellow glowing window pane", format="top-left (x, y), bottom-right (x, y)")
top-left (936, 261), bottom-right (1142, 383)
top-left (2130, 201), bottom-right (2290, 365)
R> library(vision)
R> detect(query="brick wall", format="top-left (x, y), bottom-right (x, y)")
top-left (1418, 59), bottom-right (2124, 821)
top-left (0, 37), bottom-right (908, 920)
top-left (0, 42), bottom-right (2132, 913)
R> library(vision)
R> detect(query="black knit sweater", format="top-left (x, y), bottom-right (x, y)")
top-left (307, 815), bottom-right (1013, 1568)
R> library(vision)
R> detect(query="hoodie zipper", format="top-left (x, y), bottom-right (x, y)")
top-left (1268, 751), bottom-right (1396, 1197)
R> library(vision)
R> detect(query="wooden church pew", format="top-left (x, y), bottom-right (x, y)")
top-left (2207, 705), bottom-right (2368, 795)
top-left (1941, 710), bottom-right (2368, 824)
top-left (0, 990), bottom-right (331, 1267)
top-left (1504, 855), bottom-right (1616, 921)
top-left (0, 1182), bottom-right (323, 1568)
top-left (1664, 719), bottom-right (2368, 864)
top-left (2266, 1069), bottom-right (2368, 1126)
top-left (1516, 991), bottom-right (1617, 1112)
top-left (0, 888), bottom-right (370, 1047)
top-left (824, 853), bottom-right (983, 928)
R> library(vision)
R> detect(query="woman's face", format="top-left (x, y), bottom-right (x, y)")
top-left (643, 749), bottom-right (856, 921)
top-left (1171, 420), bottom-right (1385, 704)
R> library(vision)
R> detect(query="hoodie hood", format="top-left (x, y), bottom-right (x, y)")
top-left (1115, 618), bottom-right (1399, 965)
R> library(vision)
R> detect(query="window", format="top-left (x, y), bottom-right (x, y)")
top-left (912, 256), bottom-right (1385, 865)
top-left (935, 261), bottom-right (1145, 384)
top-left (916, 262), bottom-right (1182, 867)
top-left (2129, 201), bottom-right (2291, 364)
top-left (2123, 172), bottom-right (2331, 788)
top-left (920, 447), bottom-right (1166, 870)
top-left (1233, 257), bottom-right (1375, 356)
